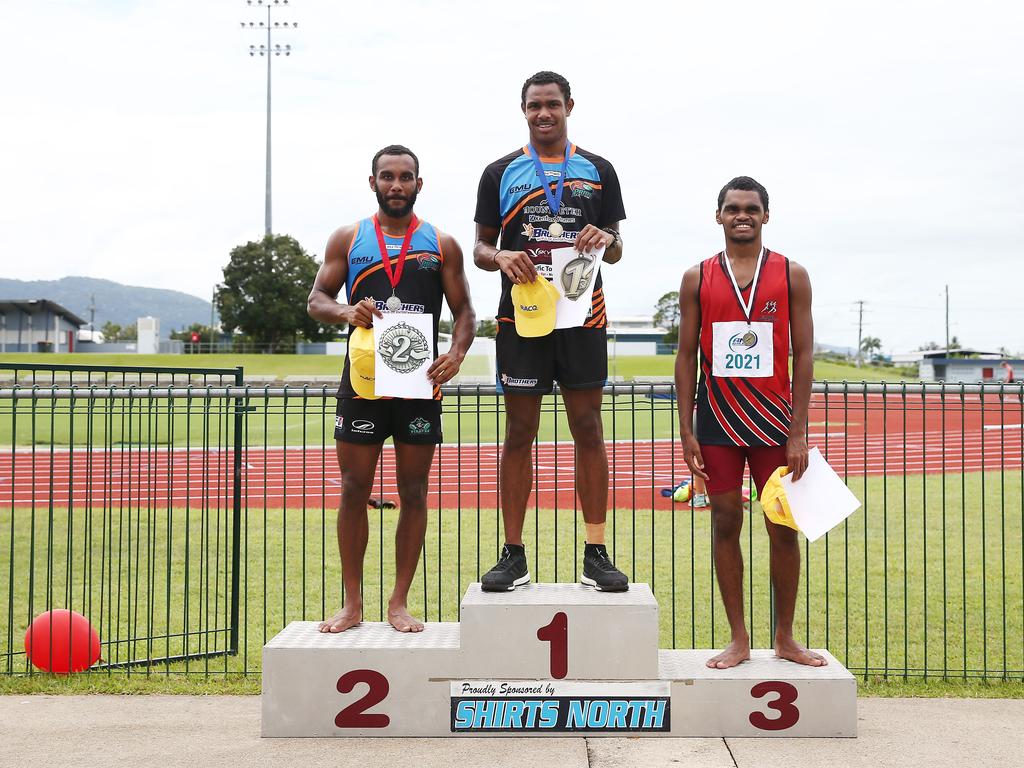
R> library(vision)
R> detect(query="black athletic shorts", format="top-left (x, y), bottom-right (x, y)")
top-left (334, 398), bottom-right (443, 445)
top-left (495, 323), bottom-right (607, 395)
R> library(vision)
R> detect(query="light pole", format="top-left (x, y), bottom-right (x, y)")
top-left (241, 1), bottom-right (296, 237)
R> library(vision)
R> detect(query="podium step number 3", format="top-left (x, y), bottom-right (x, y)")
top-left (262, 583), bottom-right (856, 738)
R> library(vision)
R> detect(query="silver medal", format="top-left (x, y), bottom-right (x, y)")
top-left (385, 294), bottom-right (402, 312)
top-left (548, 222), bottom-right (564, 238)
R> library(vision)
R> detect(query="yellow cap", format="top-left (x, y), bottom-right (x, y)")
top-left (348, 326), bottom-right (379, 400)
top-left (511, 274), bottom-right (559, 338)
top-left (759, 465), bottom-right (799, 531)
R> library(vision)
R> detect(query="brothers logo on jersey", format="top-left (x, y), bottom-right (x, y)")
top-left (522, 222), bottom-right (578, 243)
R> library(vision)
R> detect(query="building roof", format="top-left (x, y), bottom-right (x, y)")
top-left (0, 299), bottom-right (87, 327)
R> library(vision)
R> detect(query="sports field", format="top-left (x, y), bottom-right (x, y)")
top-left (2, 355), bottom-right (1021, 696)
top-left (1, 467), bottom-right (1021, 696)
top-left (0, 352), bottom-right (917, 383)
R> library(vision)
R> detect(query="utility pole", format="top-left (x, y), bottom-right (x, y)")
top-left (241, 1), bottom-right (296, 237)
top-left (855, 300), bottom-right (865, 367)
top-left (88, 294), bottom-right (96, 332)
top-left (945, 284), bottom-right (950, 354)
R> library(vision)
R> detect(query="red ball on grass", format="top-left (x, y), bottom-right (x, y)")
top-left (24, 609), bottom-right (101, 674)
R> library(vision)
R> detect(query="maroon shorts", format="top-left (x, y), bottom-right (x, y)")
top-left (699, 443), bottom-right (788, 497)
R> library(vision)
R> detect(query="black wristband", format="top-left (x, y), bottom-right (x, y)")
top-left (601, 227), bottom-right (621, 248)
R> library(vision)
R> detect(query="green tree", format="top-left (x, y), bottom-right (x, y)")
top-left (99, 321), bottom-right (137, 342)
top-left (216, 234), bottom-right (336, 350)
top-left (860, 335), bottom-right (882, 359)
top-left (477, 318), bottom-right (498, 338)
top-left (653, 290), bottom-right (680, 344)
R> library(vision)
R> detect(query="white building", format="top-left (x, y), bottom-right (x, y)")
top-left (607, 315), bottom-right (669, 356)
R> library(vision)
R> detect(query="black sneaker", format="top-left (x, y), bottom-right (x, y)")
top-left (581, 543), bottom-right (629, 592)
top-left (480, 544), bottom-right (531, 592)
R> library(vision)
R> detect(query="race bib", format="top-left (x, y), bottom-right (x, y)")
top-left (712, 321), bottom-right (774, 378)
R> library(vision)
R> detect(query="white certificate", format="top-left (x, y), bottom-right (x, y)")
top-left (550, 245), bottom-right (604, 329)
top-left (372, 312), bottom-right (434, 399)
top-left (780, 447), bottom-right (862, 542)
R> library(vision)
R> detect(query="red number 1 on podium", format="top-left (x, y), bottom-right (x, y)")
top-left (537, 612), bottom-right (568, 679)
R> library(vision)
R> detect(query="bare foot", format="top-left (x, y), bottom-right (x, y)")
top-left (387, 604), bottom-right (424, 633)
top-left (775, 635), bottom-right (828, 666)
top-left (706, 637), bottom-right (751, 669)
top-left (318, 604), bottom-right (361, 633)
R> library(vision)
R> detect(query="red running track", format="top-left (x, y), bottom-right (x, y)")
top-left (2, 393), bottom-right (1021, 510)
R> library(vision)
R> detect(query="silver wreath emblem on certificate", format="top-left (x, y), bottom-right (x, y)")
top-left (378, 322), bottom-right (431, 374)
top-left (560, 253), bottom-right (597, 301)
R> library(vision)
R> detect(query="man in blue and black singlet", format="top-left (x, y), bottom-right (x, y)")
top-left (308, 145), bottom-right (476, 632)
top-left (473, 71), bottom-right (628, 592)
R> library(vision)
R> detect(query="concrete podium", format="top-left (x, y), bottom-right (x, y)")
top-left (262, 583), bottom-right (856, 738)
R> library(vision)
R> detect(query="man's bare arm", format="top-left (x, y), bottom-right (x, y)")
top-left (307, 224), bottom-right (382, 329)
top-left (787, 261), bottom-right (814, 480)
top-left (675, 265), bottom-right (707, 480)
top-left (428, 233), bottom-right (477, 385)
top-left (472, 223), bottom-right (537, 284)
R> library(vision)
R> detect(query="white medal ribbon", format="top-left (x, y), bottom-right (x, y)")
top-left (722, 247), bottom-right (765, 324)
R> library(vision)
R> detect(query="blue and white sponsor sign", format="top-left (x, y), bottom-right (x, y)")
top-left (450, 680), bottom-right (670, 733)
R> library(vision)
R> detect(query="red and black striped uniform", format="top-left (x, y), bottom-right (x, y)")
top-left (695, 250), bottom-right (793, 446)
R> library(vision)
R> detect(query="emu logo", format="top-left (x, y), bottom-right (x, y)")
top-left (560, 253), bottom-right (596, 301)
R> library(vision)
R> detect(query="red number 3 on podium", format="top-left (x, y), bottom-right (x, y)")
top-left (749, 681), bottom-right (800, 730)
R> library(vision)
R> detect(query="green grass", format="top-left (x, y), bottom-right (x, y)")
top-left (2, 352), bottom-right (917, 383)
top-left (0, 390), bottom-right (682, 447)
top-left (610, 355), bottom-right (916, 383)
top-left (1, 470), bottom-right (1020, 695)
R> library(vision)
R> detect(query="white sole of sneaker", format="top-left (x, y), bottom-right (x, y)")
top-left (580, 575), bottom-right (629, 592)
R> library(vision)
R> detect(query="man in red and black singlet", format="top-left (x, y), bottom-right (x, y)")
top-left (676, 176), bottom-right (824, 669)
top-left (473, 71), bottom-right (629, 593)
top-left (308, 145), bottom-right (476, 633)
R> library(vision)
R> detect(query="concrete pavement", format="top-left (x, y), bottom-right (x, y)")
top-left (0, 696), bottom-right (1020, 768)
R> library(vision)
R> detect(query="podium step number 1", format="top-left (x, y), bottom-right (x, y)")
top-left (262, 583), bottom-right (856, 738)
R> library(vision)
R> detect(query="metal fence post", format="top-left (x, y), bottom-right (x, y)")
top-left (230, 367), bottom-right (244, 655)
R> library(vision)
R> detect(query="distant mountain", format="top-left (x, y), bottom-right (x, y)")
top-left (0, 276), bottom-right (211, 337)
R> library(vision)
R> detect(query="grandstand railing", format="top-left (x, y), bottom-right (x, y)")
top-left (0, 379), bottom-right (1021, 681)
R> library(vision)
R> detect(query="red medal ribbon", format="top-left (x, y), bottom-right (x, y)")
top-left (373, 213), bottom-right (418, 294)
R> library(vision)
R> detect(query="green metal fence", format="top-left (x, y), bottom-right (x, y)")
top-left (0, 373), bottom-right (1021, 681)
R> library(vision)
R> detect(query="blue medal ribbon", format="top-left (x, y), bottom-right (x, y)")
top-left (527, 141), bottom-right (572, 216)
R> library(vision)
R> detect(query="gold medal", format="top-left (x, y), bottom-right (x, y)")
top-left (549, 222), bottom-right (563, 238)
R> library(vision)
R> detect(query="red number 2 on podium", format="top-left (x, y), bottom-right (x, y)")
top-left (537, 612), bottom-right (568, 679)
top-left (749, 681), bottom-right (799, 730)
top-left (335, 669), bottom-right (391, 728)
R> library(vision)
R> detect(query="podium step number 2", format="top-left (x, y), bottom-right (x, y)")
top-left (262, 583), bottom-right (856, 738)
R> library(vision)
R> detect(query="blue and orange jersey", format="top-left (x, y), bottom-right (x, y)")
top-left (337, 216), bottom-right (446, 400)
top-left (474, 144), bottom-right (626, 328)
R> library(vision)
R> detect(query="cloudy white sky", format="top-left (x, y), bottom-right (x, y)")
top-left (3, 1), bottom-right (1022, 354)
